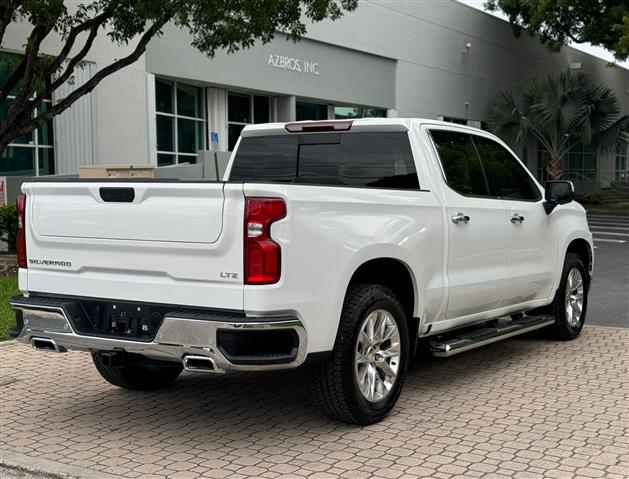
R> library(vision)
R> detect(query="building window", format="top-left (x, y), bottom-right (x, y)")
top-left (441, 116), bottom-right (468, 125)
top-left (155, 78), bottom-right (206, 166)
top-left (296, 101), bottom-right (327, 121)
top-left (615, 142), bottom-right (628, 182)
top-left (334, 106), bottom-right (386, 119)
top-left (537, 142), bottom-right (597, 182)
top-left (0, 52), bottom-right (55, 176)
top-left (227, 92), bottom-right (270, 151)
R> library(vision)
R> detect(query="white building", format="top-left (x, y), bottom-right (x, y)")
top-left (2, 0), bottom-right (628, 191)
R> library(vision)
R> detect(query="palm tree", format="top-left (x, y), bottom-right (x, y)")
top-left (487, 71), bottom-right (629, 180)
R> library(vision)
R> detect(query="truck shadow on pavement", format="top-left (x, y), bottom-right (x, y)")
top-left (45, 332), bottom-right (560, 438)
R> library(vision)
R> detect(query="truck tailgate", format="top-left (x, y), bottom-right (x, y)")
top-left (22, 181), bottom-right (245, 310)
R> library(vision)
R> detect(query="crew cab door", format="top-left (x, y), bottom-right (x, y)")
top-left (474, 136), bottom-right (558, 302)
top-left (429, 130), bottom-right (511, 319)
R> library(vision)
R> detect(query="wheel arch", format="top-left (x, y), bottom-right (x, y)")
top-left (347, 257), bottom-right (417, 321)
top-left (333, 254), bottom-right (422, 355)
top-left (566, 237), bottom-right (593, 282)
top-left (549, 233), bottom-right (593, 297)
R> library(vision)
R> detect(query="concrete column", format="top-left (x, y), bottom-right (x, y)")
top-left (207, 88), bottom-right (228, 152)
top-left (275, 96), bottom-right (296, 122)
top-left (146, 73), bottom-right (157, 165)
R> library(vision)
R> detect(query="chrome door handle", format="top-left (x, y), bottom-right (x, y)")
top-left (451, 213), bottom-right (470, 224)
top-left (510, 214), bottom-right (524, 223)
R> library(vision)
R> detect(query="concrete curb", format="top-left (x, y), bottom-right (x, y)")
top-left (0, 339), bottom-right (17, 347)
top-left (0, 451), bottom-right (126, 479)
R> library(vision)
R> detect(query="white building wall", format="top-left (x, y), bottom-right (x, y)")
top-left (301, 0), bottom-right (628, 121)
top-left (52, 62), bottom-right (96, 174)
top-left (2, 19), bottom-right (150, 174)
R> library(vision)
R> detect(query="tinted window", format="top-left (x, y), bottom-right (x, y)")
top-left (430, 130), bottom-right (489, 197)
top-left (475, 136), bottom-right (541, 201)
top-left (229, 136), bottom-right (298, 182)
top-left (230, 132), bottom-right (419, 190)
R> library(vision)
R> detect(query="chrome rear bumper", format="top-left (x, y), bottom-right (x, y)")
top-left (11, 297), bottom-right (307, 373)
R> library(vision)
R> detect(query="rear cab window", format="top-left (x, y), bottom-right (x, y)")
top-left (229, 132), bottom-right (420, 190)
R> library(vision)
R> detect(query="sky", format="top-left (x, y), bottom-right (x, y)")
top-left (457, 0), bottom-right (629, 70)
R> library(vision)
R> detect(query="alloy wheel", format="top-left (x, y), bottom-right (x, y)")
top-left (564, 268), bottom-right (584, 327)
top-left (354, 309), bottom-right (401, 403)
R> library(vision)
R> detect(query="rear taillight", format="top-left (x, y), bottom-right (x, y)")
top-left (244, 197), bottom-right (286, 285)
top-left (16, 194), bottom-right (27, 269)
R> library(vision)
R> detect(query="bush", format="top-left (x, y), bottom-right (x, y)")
top-left (0, 204), bottom-right (18, 254)
top-left (576, 192), bottom-right (602, 205)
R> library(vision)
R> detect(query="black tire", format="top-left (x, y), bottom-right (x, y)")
top-left (92, 352), bottom-right (182, 391)
top-left (311, 284), bottom-right (410, 425)
top-left (542, 252), bottom-right (589, 340)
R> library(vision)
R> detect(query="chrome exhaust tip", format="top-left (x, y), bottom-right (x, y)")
top-left (182, 355), bottom-right (222, 373)
top-left (31, 337), bottom-right (64, 353)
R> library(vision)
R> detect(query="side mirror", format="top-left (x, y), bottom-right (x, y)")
top-left (544, 180), bottom-right (575, 214)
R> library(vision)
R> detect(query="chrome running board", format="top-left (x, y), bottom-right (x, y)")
top-left (430, 315), bottom-right (555, 357)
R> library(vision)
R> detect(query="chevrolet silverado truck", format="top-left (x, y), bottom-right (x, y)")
top-left (10, 118), bottom-right (593, 425)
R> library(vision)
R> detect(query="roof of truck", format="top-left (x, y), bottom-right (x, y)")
top-left (240, 117), bottom-right (487, 136)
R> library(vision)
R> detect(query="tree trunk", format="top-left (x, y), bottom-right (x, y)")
top-left (546, 155), bottom-right (564, 180)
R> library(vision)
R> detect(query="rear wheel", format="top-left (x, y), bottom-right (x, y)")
top-left (92, 352), bottom-right (182, 391)
top-left (311, 284), bottom-right (409, 425)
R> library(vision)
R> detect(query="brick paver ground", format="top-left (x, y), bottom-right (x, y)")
top-left (1, 326), bottom-right (627, 479)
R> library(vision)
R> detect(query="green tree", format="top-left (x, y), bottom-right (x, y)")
top-left (0, 0), bottom-right (356, 153)
top-left (486, 71), bottom-right (629, 180)
top-left (486, 0), bottom-right (629, 62)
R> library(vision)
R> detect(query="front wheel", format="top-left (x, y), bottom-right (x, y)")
top-left (545, 252), bottom-right (589, 340)
top-left (311, 284), bottom-right (409, 425)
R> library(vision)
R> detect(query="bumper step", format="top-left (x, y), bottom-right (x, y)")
top-left (430, 315), bottom-right (555, 357)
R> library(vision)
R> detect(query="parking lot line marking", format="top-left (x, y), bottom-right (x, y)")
top-left (588, 217), bottom-right (629, 223)
top-left (593, 231), bottom-right (629, 236)
top-left (588, 221), bottom-right (629, 228)
top-left (587, 216), bottom-right (629, 225)
top-left (589, 225), bottom-right (629, 231)
top-left (593, 238), bottom-right (626, 243)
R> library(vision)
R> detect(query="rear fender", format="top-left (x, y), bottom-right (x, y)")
top-left (327, 245), bottom-right (423, 349)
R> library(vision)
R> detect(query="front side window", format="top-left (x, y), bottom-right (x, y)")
top-left (230, 132), bottom-right (419, 190)
top-left (475, 136), bottom-right (541, 201)
top-left (430, 130), bottom-right (489, 197)
top-left (155, 78), bottom-right (206, 166)
top-left (1, 52), bottom-right (55, 176)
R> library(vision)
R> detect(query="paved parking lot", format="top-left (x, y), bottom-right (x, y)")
top-left (1, 212), bottom-right (627, 479)
top-left (1, 325), bottom-right (628, 479)
top-left (588, 213), bottom-right (629, 328)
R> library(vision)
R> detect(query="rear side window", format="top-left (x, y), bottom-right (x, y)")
top-left (229, 132), bottom-right (420, 190)
top-left (474, 136), bottom-right (541, 201)
top-left (430, 130), bottom-right (489, 197)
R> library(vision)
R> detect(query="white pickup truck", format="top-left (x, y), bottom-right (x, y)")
top-left (11, 118), bottom-right (593, 424)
